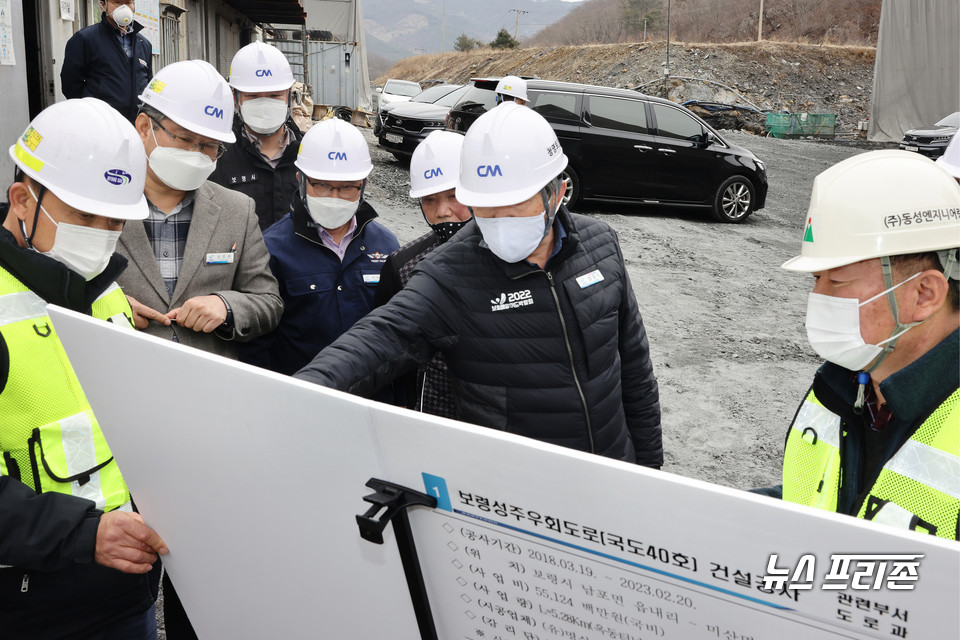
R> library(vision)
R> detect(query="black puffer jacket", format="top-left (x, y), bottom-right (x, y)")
top-left (209, 118), bottom-right (303, 231)
top-left (296, 207), bottom-right (662, 466)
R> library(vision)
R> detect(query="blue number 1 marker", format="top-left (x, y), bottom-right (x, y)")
top-left (421, 473), bottom-right (452, 511)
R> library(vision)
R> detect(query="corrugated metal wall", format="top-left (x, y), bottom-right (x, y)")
top-left (269, 38), bottom-right (359, 109)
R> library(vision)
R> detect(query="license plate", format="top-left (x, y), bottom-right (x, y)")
top-left (904, 145), bottom-right (918, 152)
top-left (385, 133), bottom-right (403, 144)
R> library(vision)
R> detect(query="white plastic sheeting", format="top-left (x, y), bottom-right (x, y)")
top-left (302, 0), bottom-right (373, 111)
top-left (869, 0), bottom-right (960, 142)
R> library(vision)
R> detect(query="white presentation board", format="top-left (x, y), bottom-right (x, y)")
top-left (49, 306), bottom-right (960, 640)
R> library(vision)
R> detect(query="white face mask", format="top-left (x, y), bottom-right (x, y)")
top-left (474, 211), bottom-right (547, 263)
top-left (148, 127), bottom-right (216, 191)
top-left (111, 4), bottom-right (134, 27)
top-left (305, 195), bottom-right (359, 229)
top-left (240, 98), bottom-right (288, 135)
top-left (27, 186), bottom-right (120, 281)
top-left (805, 271), bottom-right (924, 371)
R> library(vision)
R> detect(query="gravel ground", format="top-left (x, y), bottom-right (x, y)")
top-left (157, 128), bottom-right (895, 638)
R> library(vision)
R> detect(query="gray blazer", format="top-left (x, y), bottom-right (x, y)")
top-left (117, 181), bottom-right (283, 359)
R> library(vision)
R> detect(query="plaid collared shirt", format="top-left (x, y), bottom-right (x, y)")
top-left (143, 194), bottom-right (195, 298)
top-left (241, 123), bottom-right (296, 168)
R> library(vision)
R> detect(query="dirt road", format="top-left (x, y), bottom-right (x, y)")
top-left (363, 129), bottom-right (892, 490)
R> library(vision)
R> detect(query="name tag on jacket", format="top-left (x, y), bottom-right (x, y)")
top-left (576, 269), bottom-right (604, 289)
top-left (206, 253), bottom-right (235, 265)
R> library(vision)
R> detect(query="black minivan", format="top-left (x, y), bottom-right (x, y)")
top-left (447, 78), bottom-right (768, 223)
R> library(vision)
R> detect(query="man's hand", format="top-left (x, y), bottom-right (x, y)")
top-left (167, 295), bottom-right (227, 333)
top-left (126, 295), bottom-right (171, 329)
top-left (95, 511), bottom-right (168, 574)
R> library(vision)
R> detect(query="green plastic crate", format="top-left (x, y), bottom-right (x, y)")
top-left (765, 113), bottom-right (837, 139)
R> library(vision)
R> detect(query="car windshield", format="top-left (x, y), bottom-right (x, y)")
top-left (435, 85), bottom-right (471, 107)
top-left (411, 84), bottom-right (462, 104)
top-left (453, 85), bottom-right (499, 113)
top-left (935, 112), bottom-right (960, 128)
top-left (384, 81), bottom-right (421, 97)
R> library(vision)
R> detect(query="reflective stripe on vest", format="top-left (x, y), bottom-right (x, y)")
top-left (785, 388), bottom-right (960, 540)
top-left (31, 410), bottom-right (126, 511)
top-left (782, 393), bottom-right (842, 511)
top-left (0, 290), bottom-right (47, 326)
top-left (0, 267), bottom-right (133, 513)
top-left (856, 391), bottom-right (960, 540)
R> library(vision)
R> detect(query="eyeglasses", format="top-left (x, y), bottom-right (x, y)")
top-left (306, 179), bottom-right (362, 199)
top-left (150, 117), bottom-right (226, 159)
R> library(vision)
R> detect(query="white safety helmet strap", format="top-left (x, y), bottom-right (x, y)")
top-left (937, 248), bottom-right (960, 281)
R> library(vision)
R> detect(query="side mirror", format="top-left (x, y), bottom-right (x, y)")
top-left (375, 87), bottom-right (383, 93)
top-left (702, 131), bottom-right (718, 146)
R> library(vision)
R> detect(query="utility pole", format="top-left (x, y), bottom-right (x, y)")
top-left (510, 9), bottom-right (529, 41)
top-left (301, 23), bottom-right (310, 93)
top-left (665, 0), bottom-right (671, 71)
top-left (441, 0), bottom-right (446, 53)
top-left (757, 0), bottom-right (764, 41)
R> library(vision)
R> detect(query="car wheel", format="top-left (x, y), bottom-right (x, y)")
top-left (711, 176), bottom-right (755, 223)
top-left (560, 165), bottom-right (581, 210)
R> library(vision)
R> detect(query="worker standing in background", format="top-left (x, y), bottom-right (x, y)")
top-left (61, 1), bottom-right (152, 123)
top-left (210, 41), bottom-right (304, 231)
top-left (375, 130), bottom-right (472, 416)
top-left (238, 118), bottom-right (399, 375)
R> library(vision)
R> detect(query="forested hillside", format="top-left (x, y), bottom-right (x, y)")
top-left (526, 0), bottom-right (881, 46)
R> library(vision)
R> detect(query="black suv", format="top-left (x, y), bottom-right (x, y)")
top-left (447, 78), bottom-right (768, 223)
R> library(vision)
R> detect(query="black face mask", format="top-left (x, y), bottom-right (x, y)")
top-left (427, 219), bottom-right (469, 243)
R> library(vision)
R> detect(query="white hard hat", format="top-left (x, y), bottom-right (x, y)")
top-left (782, 150), bottom-right (960, 273)
top-left (294, 118), bottom-right (372, 181)
top-left (456, 102), bottom-right (568, 207)
top-left (409, 130), bottom-right (464, 198)
top-left (495, 76), bottom-right (528, 102)
top-left (9, 98), bottom-right (148, 220)
top-left (936, 133), bottom-right (960, 179)
top-left (229, 41), bottom-right (295, 93)
top-left (139, 60), bottom-right (236, 143)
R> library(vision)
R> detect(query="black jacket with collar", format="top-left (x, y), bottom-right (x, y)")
top-left (209, 118), bottom-right (303, 231)
top-left (804, 328), bottom-right (960, 518)
top-left (0, 221), bottom-right (160, 639)
top-left (295, 206), bottom-right (663, 466)
top-left (61, 14), bottom-right (152, 122)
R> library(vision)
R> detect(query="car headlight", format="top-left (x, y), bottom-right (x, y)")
top-left (755, 159), bottom-right (765, 170)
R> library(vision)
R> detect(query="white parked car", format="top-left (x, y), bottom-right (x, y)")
top-left (375, 79), bottom-right (422, 112)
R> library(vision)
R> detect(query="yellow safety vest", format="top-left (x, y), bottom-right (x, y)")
top-left (783, 389), bottom-right (960, 540)
top-left (0, 266), bottom-right (134, 514)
